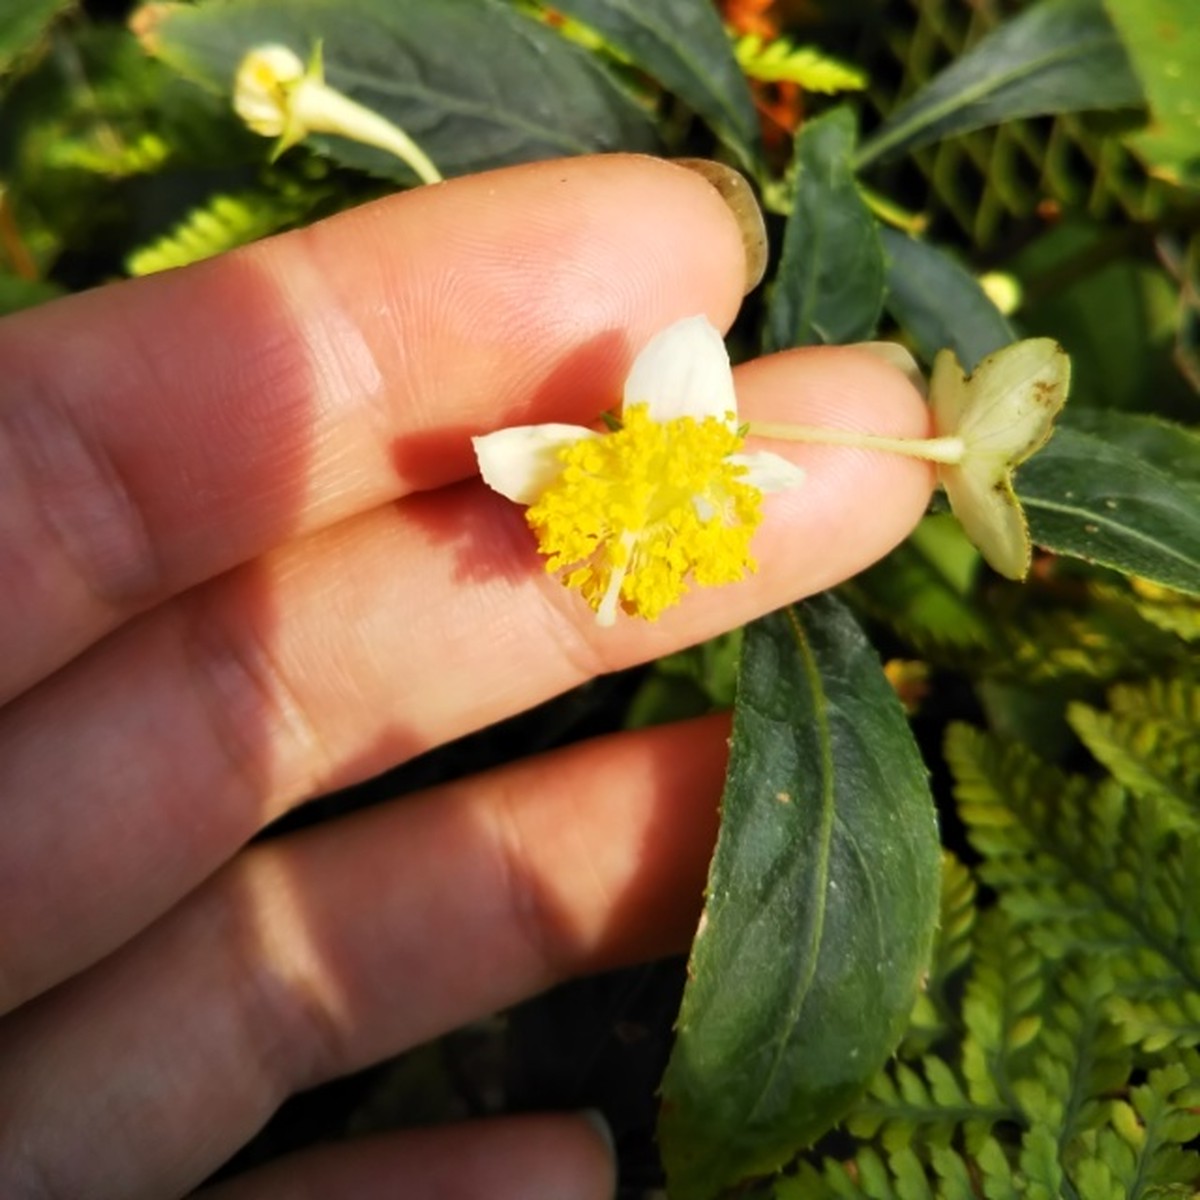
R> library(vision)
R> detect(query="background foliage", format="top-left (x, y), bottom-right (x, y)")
top-left (2, 0), bottom-right (1197, 1196)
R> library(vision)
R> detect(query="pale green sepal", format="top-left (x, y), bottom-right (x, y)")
top-left (930, 339), bottom-right (1071, 580)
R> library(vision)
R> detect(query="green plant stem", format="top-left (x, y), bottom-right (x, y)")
top-left (748, 421), bottom-right (966, 464)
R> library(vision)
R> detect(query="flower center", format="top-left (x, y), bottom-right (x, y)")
top-left (525, 403), bottom-right (764, 623)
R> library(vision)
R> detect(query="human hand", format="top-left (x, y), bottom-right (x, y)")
top-left (0, 155), bottom-right (932, 1198)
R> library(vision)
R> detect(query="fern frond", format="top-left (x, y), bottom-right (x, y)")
top-left (904, 852), bottom-right (976, 1051)
top-left (960, 911), bottom-right (1044, 1115)
top-left (1013, 966), bottom-right (1131, 1152)
top-left (794, 957), bottom-right (1189, 1198)
top-left (1071, 1054), bottom-right (1200, 1199)
top-left (1068, 677), bottom-right (1200, 827)
top-left (45, 130), bottom-right (171, 178)
top-left (126, 187), bottom-right (326, 276)
top-left (1130, 580), bottom-right (1200, 642)
top-left (998, 591), bottom-right (1182, 686)
top-left (733, 33), bottom-right (867, 94)
top-left (945, 725), bottom-right (1200, 1050)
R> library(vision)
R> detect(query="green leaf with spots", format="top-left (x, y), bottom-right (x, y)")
top-left (1017, 409), bottom-right (1200, 594)
top-left (658, 595), bottom-right (941, 1200)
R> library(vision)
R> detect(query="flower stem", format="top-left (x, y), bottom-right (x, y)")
top-left (297, 87), bottom-right (443, 185)
top-left (747, 421), bottom-right (966, 465)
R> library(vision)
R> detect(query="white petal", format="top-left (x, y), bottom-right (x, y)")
top-left (623, 315), bottom-right (737, 425)
top-left (472, 423), bottom-right (595, 504)
top-left (940, 464), bottom-right (1031, 580)
top-left (730, 451), bottom-right (807, 493)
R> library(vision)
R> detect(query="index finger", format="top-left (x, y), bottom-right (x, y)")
top-left (0, 155), bottom-right (751, 702)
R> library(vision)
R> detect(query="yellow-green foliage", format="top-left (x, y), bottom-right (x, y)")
top-left (126, 187), bottom-right (328, 276)
top-left (732, 34), bottom-right (867, 94)
top-left (1069, 677), bottom-right (1200, 829)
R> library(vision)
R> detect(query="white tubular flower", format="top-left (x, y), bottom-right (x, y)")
top-left (473, 315), bottom-right (807, 626)
top-left (232, 44), bottom-right (307, 139)
top-left (232, 43), bottom-right (442, 183)
top-left (930, 338), bottom-right (1070, 580)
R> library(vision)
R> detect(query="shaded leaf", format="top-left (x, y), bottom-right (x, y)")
top-left (881, 227), bottom-right (1014, 371)
top-left (659, 596), bottom-right (940, 1200)
top-left (856, 0), bottom-right (1143, 169)
top-left (765, 107), bottom-right (883, 351)
top-left (845, 515), bottom-right (993, 654)
top-left (0, 0), bottom-right (71, 76)
top-left (1104, 0), bottom-right (1200, 187)
top-left (0, 272), bottom-right (63, 314)
top-left (1016, 409), bottom-right (1200, 594)
top-left (548, 0), bottom-right (761, 171)
top-left (1011, 220), bottom-right (1184, 418)
top-left (135, 0), bottom-right (656, 182)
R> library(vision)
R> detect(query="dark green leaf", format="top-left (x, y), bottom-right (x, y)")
top-left (1018, 409), bottom-right (1200, 594)
top-left (765, 107), bottom-right (883, 351)
top-left (1011, 220), bottom-right (1189, 419)
top-left (881, 226), bottom-right (1014, 371)
top-left (137, 0), bottom-right (656, 182)
top-left (856, 0), bottom-right (1144, 169)
top-left (1105, 0), bottom-right (1200, 187)
top-left (546, 0), bottom-right (762, 171)
top-left (659, 596), bottom-right (941, 1200)
top-left (0, 0), bottom-right (71, 76)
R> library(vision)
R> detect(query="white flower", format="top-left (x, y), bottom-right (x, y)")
top-left (473, 315), bottom-right (807, 625)
top-left (232, 43), bottom-right (441, 183)
top-left (929, 338), bottom-right (1070, 579)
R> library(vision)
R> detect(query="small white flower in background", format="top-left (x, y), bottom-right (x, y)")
top-left (472, 316), bottom-right (807, 626)
top-left (232, 44), bottom-right (309, 141)
top-left (929, 338), bottom-right (1070, 580)
top-left (233, 43), bottom-right (442, 183)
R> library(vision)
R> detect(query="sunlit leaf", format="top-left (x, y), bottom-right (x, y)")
top-left (1105, 0), bottom-right (1200, 186)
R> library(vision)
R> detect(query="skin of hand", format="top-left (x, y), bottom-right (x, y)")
top-left (0, 154), bottom-right (934, 1200)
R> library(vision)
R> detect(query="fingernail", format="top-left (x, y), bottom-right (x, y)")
top-left (579, 1108), bottom-right (617, 1195)
top-left (851, 341), bottom-right (929, 398)
top-left (672, 158), bottom-right (768, 295)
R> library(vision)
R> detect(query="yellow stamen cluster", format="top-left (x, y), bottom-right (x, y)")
top-left (526, 404), bottom-right (764, 622)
